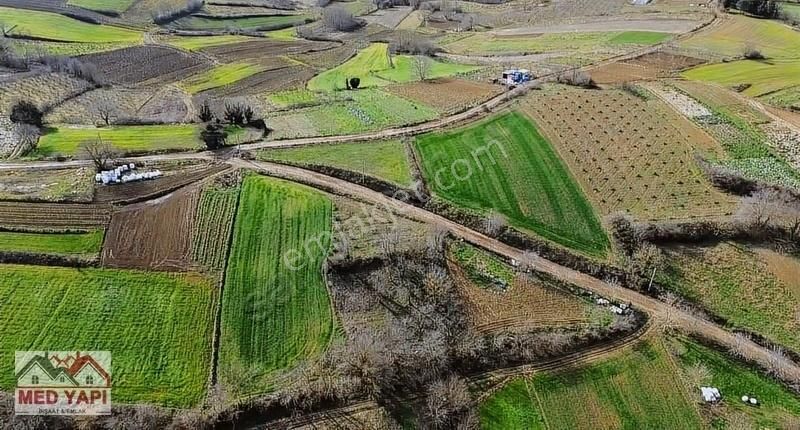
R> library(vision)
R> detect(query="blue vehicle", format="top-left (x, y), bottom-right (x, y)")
top-left (501, 68), bottom-right (532, 86)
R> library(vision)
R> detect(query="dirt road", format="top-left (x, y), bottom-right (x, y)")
top-left (235, 159), bottom-right (800, 384)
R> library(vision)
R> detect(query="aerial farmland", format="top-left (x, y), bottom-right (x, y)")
top-left (0, 0), bottom-right (799, 427)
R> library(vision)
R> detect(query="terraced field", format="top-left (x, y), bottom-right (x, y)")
top-left (0, 230), bottom-right (103, 256)
top-left (182, 62), bottom-right (267, 94)
top-left (0, 265), bottom-right (216, 407)
top-left (0, 6), bottom-right (141, 43)
top-left (37, 124), bottom-right (201, 156)
top-left (170, 14), bottom-right (309, 31)
top-left (480, 340), bottom-right (702, 429)
top-left (415, 111), bottom-right (610, 257)
top-left (67, 0), bottom-right (136, 14)
top-left (0, 202), bottom-right (112, 231)
top-left (219, 176), bottom-right (335, 395)
top-left (258, 139), bottom-right (413, 186)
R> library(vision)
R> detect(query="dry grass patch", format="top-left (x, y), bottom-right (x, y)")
top-left (385, 78), bottom-right (502, 114)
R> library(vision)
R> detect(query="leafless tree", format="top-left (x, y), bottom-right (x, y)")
top-left (426, 224), bottom-right (448, 256)
top-left (413, 55), bottom-right (432, 81)
top-left (736, 188), bottom-right (800, 240)
top-left (458, 13), bottom-right (475, 31)
top-left (683, 362), bottom-right (711, 389)
top-left (629, 242), bottom-right (665, 289)
top-left (426, 375), bottom-right (473, 429)
top-left (323, 7), bottom-right (362, 31)
top-left (484, 210), bottom-right (506, 236)
top-left (557, 68), bottom-right (595, 88)
top-left (379, 228), bottom-right (401, 258)
top-left (729, 332), bottom-right (751, 358)
top-left (12, 123), bottom-right (39, 157)
top-left (95, 99), bottom-right (117, 126)
top-left (79, 137), bottom-right (118, 170)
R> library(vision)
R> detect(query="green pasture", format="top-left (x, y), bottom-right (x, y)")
top-left (182, 62), bottom-right (266, 94)
top-left (37, 124), bottom-right (201, 156)
top-left (0, 265), bottom-right (216, 407)
top-left (164, 34), bottom-right (255, 51)
top-left (0, 230), bottom-right (103, 257)
top-left (415, 112), bottom-right (609, 257)
top-left (0, 7), bottom-right (141, 43)
top-left (67, 0), bottom-right (137, 14)
top-left (170, 14), bottom-right (308, 31)
top-left (674, 337), bottom-right (800, 429)
top-left (192, 185), bottom-right (240, 271)
top-left (660, 244), bottom-right (800, 353)
top-left (307, 43), bottom-right (479, 91)
top-left (258, 139), bottom-right (413, 186)
top-left (219, 176), bottom-right (335, 396)
top-left (680, 15), bottom-right (800, 59)
top-left (480, 340), bottom-right (702, 429)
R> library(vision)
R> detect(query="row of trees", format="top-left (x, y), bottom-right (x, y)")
top-left (723, 0), bottom-right (783, 19)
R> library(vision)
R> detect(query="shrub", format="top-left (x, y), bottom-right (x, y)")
top-left (152, 0), bottom-right (203, 25)
top-left (201, 124), bottom-right (228, 150)
top-left (743, 45), bottom-right (765, 60)
top-left (9, 101), bottom-right (43, 127)
top-left (198, 100), bottom-right (214, 123)
top-left (223, 102), bottom-right (254, 126)
top-left (557, 69), bottom-right (596, 88)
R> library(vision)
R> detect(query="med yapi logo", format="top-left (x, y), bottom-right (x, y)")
top-left (15, 351), bottom-right (111, 415)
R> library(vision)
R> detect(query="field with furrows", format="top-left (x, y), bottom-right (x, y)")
top-left (0, 73), bottom-right (93, 114)
top-left (521, 87), bottom-right (738, 221)
top-left (181, 62), bottom-right (267, 94)
top-left (192, 183), bottom-right (240, 271)
top-left (589, 51), bottom-right (705, 84)
top-left (169, 14), bottom-right (309, 31)
top-left (289, 44), bottom-right (356, 70)
top-left (67, 0), bottom-right (137, 14)
top-left (208, 65), bottom-right (316, 97)
top-left (200, 39), bottom-right (338, 63)
top-left (81, 46), bottom-right (213, 86)
top-left (93, 163), bottom-right (229, 204)
top-left (102, 187), bottom-right (200, 272)
top-left (384, 78), bottom-right (503, 114)
top-left (0, 202), bottom-right (112, 231)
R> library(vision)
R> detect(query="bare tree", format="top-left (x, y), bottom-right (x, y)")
top-left (79, 137), bottom-right (118, 170)
top-left (729, 332), bottom-right (751, 358)
top-left (737, 188), bottom-right (800, 240)
top-left (458, 13), bottom-right (475, 31)
top-left (95, 99), bottom-right (117, 126)
top-left (426, 224), bottom-right (448, 256)
top-left (12, 123), bottom-right (39, 157)
top-left (413, 55), bottom-right (432, 81)
top-left (484, 210), bottom-right (506, 236)
top-left (426, 375), bottom-right (473, 429)
top-left (323, 7), bottom-right (362, 31)
top-left (683, 362), bottom-right (711, 388)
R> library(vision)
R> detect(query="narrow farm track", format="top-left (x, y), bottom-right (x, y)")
top-left (234, 159), bottom-right (800, 385)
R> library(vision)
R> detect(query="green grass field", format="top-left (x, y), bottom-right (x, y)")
top-left (219, 176), bottom-right (335, 396)
top-left (163, 34), bottom-right (255, 51)
top-left (0, 7), bottom-right (141, 43)
top-left (0, 230), bottom-right (103, 256)
top-left (660, 244), bottom-right (800, 352)
top-left (681, 15), bottom-right (800, 108)
top-left (608, 31), bottom-right (671, 45)
top-left (480, 341), bottom-right (702, 429)
top-left (674, 337), bottom-right (800, 429)
top-left (182, 62), bottom-right (266, 94)
top-left (171, 14), bottom-right (308, 31)
top-left (267, 89), bottom-right (439, 139)
top-left (37, 124), bottom-right (200, 156)
top-left (307, 43), bottom-right (479, 91)
top-left (415, 112), bottom-right (609, 256)
top-left (0, 265), bottom-right (216, 407)
top-left (258, 139), bottom-right (413, 186)
top-left (67, 0), bottom-right (137, 13)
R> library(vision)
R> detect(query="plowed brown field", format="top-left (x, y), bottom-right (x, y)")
top-left (385, 78), bottom-right (503, 114)
top-left (0, 202), bottom-right (112, 231)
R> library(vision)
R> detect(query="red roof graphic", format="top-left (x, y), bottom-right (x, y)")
top-left (65, 352), bottom-right (110, 386)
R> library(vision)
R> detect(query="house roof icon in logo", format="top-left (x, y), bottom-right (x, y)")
top-left (16, 352), bottom-right (111, 388)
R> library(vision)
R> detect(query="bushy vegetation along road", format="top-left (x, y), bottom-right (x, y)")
top-left (219, 175), bottom-right (335, 396)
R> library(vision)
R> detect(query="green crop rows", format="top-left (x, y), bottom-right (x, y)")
top-left (415, 112), bottom-right (609, 257)
top-left (0, 230), bottom-right (103, 256)
top-left (0, 265), bottom-right (216, 407)
top-left (171, 15), bottom-right (308, 32)
top-left (219, 176), bottom-right (335, 395)
top-left (192, 185), bottom-right (240, 271)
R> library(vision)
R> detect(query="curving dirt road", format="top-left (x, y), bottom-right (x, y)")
top-left (235, 159), bottom-right (800, 384)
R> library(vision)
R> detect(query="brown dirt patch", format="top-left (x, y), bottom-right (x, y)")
top-left (102, 187), bottom-right (200, 271)
top-left (289, 44), bottom-right (355, 70)
top-left (208, 65), bottom-right (315, 97)
top-left (590, 52), bottom-right (705, 84)
top-left (521, 87), bottom-right (738, 221)
top-left (385, 78), bottom-right (503, 114)
top-left (449, 259), bottom-right (589, 333)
